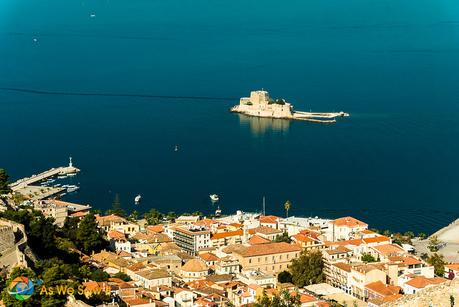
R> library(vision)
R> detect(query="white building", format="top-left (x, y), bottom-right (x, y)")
top-left (173, 226), bottom-right (210, 255)
top-left (327, 216), bottom-right (368, 241)
top-left (132, 269), bottom-right (171, 289)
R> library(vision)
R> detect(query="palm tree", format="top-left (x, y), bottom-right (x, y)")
top-left (284, 200), bottom-right (291, 218)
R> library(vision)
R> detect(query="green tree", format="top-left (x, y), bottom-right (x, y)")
top-left (428, 236), bottom-right (441, 252)
top-left (289, 250), bottom-right (324, 287)
top-left (61, 216), bottom-right (79, 242)
top-left (274, 232), bottom-right (292, 243)
top-left (90, 269), bottom-right (109, 282)
top-left (129, 210), bottom-right (140, 221)
top-left (427, 253), bottom-right (446, 276)
top-left (76, 213), bottom-right (106, 254)
top-left (418, 232), bottom-right (427, 240)
top-left (277, 271), bottom-right (293, 283)
top-left (254, 289), bottom-right (300, 307)
top-left (284, 200), bottom-right (291, 218)
top-left (144, 208), bottom-right (163, 225)
top-left (361, 253), bottom-right (377, 263)
top-left (0, 169), bottom-right (11, 196)
top-left (113, 272), bottom-right (132, 282)
top-left (404, 231), bottom-right (415, 239)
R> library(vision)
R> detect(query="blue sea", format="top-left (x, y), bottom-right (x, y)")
top-left (1, 0), bottom-right (459, 234)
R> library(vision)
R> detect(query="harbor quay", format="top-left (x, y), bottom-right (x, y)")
top-left (7, 157), bottom-right (80, 201)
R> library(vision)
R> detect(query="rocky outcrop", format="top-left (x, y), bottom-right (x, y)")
top-left (383, 278), bottom-right (459, 307)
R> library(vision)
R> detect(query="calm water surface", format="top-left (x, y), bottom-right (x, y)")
top-left (1, 0), bottom-right (459, 233)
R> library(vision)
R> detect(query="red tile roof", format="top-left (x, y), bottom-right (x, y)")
top-left (331, 216), bottom-right (367, 228)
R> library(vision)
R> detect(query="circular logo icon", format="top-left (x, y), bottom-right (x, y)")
top-left (8, 276), bottom-right (35, 301)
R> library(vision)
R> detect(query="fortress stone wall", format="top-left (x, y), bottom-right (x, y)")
top-left (383, 278), bottom-right (459, 307)
top-left (0, 221), bottom-right (15, 254)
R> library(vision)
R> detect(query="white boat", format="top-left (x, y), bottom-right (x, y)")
top-left (54, 184), bottom-right (61, 187)
top-left (67, 173), bottom-right (77, 177)
top-left (90, 13), bottom-right (96, 18)
top-left (210, 194), bottom-right (219, 202)
top-left (135, 194), bottom-right (141, 204)
top-left (57, 175), bottom-right (67, 179)
top-left (67, 185), bottom-right (79, 193)
top-left (174, 145), bottom-right (179, 152)
top-left (47, 179), bottom-right (56, 183)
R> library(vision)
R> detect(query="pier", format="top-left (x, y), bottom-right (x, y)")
top-left (9, 157), bottom-right (79, 192)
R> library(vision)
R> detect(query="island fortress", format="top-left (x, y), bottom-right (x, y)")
top-left (230, 90), bottom-right (349, 123)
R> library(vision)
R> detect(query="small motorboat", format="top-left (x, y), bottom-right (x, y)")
top-left (90, 13), bottom-right (96, 18)
top-left (57, 175), bottom-right (67, 179)
top-left (135, 194), bottom-right (141, 204)
top-left (174, 145), bottom-right (179, 152)
top-left (210, 194), bottom-right (219, 202)
top-left (67, 185), bottom-right (79, 193)
top-left (67, 173), bottom-right (77, 177)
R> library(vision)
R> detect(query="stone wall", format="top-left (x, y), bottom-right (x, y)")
top-left (0, 222), bottom-right (15, 254)
top-left (383, 278), bottom-right (459, 307)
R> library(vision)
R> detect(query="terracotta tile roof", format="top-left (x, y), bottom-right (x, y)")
top-left (186, 279), bottom-right (215, 289)
top-left (365, 281), bottom-right (401, 297)
top-left (127, 262), bottom-right (147, 272)
top-left (195, 219), bottom-right (218, 227)
top-left (361, 229), bottom-right (376, 234)
top-left (232, 242), bottom-right (301, 257)
top-left (325, 246), bottom-right (351, 255)
top-left (300, 294), bottom-right (317, 303)
top-left (96, 214), bottom-right (127, 226)
top-left (136, 269), bottom-right (170, 280)
top-left (330, 216), bottom-right (368, 228)
top-left (182, 258), bottom-right (208, 272)
top-left (116, 250), bottom-right (132, 257)
top-left (248, 226), bottom-right (282, 235)
top-left (147, 224), bottom-right (164, 233)
top-left (372, 244), bottom-right (406, 256)
top-left (405, 276), bottom-right (447, 289)
top-left (362, 236), bottom-right (391, 244)
top-left (70, 211), bottom-right (88, 218)
top-left (247, 235), bottom-right (271, 245)
top-left (259, 215), bottom-right (280, 224)
top-left (292, 233), bottom-right (315, 243)
top-left (108, 230), bottom-right (127, 241)
top-left (352, 263), bottom-right (385, 274)
top-left (388, 255), bottom-right (422, 266)
top-left (123, 298), bottom-right (151, 305)
top-left (199, 253), bottom-right (220, 262)
top-left (332, 262), bottom-right (352, 272)
top-left (211, 229), bottom-right (243, 240)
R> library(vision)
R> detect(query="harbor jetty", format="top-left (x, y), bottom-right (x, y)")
top-left (230, 90), bottom-right (349, 123)
top-left (9, 157), bottom-right (80, 200)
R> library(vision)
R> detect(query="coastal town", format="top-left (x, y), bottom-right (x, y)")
top-left (1, 167), bottom-right (458, 307)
